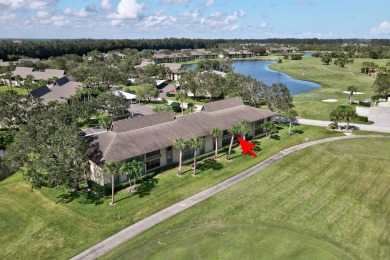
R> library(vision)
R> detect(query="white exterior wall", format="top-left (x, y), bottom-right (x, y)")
top-left (89, 160), bottom-right (111, 186)
top-left (204, 135), bottom-right (214, 153)
top-left (160, 147), bottom-right (167, 166)
top-left (172, 147), bottom-right (181, 164)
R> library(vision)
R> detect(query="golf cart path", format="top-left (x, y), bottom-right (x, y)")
top-left (71, 135), bottom-right (388, 260)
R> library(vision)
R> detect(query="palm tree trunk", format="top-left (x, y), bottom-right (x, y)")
top-left (177, 150), bottom-right (182, 176)
top-left (181, 101), bottom-right (184, 116)
top-left (289, 120), bottom-right (292, 136)
top-left (111, 176), bottom-right (115, 205)
top-left (192, 150), bottom-right (197, 176)
top-left (227, 135), bottom-right (234, 160)
top-left (214, 137), bottom-right (218, 159)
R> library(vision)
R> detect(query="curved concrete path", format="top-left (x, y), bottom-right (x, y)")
top-left (71, 135), bottom-right (388, 260)
top-left (297, 118), bottom-right (390, 133)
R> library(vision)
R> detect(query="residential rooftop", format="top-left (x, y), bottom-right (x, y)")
top-left (93, 97), bottom-right (276, 164)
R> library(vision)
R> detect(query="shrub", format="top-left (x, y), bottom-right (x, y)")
top-left (358, 101), bottom-right (371, 107)
top-left (358, 115), bottom-right (368, 122)
top-left (290, 53), bottom-right (303, 60)
top-left (0, 130), bottom-right (14, 149)
top-left (170, 102), bottom-right (182, 112)
top-left (328, 122), bottom-right (338, 129)
top-left (166, 92), bottom-right (175, 97)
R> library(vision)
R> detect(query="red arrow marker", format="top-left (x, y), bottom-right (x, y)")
top-left (237, 136), bottom-right (257, 158)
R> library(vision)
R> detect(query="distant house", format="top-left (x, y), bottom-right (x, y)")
top-left (30, 76), bottom-right (81, 104)
top-left (153, 52), bottom-right (192, 64)
top-left (88, 97), bottom-right (276, 185)
top-left (12, 67), bottom-right (64, 81)
top-left (223, 49), bottom-right (254, 58)
top-left (0, 58), bottom-right (40, 67)
top-left (164, 63), bottom-right (187, 80)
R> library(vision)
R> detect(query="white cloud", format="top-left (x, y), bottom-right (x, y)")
top-left (0, 13), bottom-right (16, 20)
top-left (142, 15), bottom-right (176, 28)
top-left (0, 0), bottom-right (56, 11)
top-left (100, 0), bottom-right (112, 12)
top-left (229, 24), bottom-right (239, 30)
top-left (260, 22), bottom-right (268, 28)
top-left (63, 8), bottom-right (88, 18)
top-left (159, 0), bottom-right (191, 5)
top-left (180, 10), bottom-right (201, 21)
top-left (107, 0), bottom-right (143, 25)
top-left (205, 0), bottom-right (214, 7)
top-left (35, 11), bottom-right (51, 19)
top-left (35, 15), bottom-right (70, 27)
top-left (371, 21), bottom-right (390, 35)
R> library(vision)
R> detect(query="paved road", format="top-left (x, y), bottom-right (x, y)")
top-left (71, 134), bottom-right (388, 260)
top-left (297, 118), bottom-right (390, 133)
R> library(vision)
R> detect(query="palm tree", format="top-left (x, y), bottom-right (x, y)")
top-left (104, 161), bottom-right (121, 205)
top-left (239, 121), bottom-right (251, 140)
top-left (210, 127), bottom-right (222, 159)
top-left (269, 122), bottom-right (279, 138)
top-left (5, 72), bottom-right (12, 89)
top-left (340, 106), bottom-right (356, 130)
top-left (173, 137), bottom-right (187, 176)
top-left (175, 91), bottom-right (187, 115)
top-left (187, 102), bottom-right (195, 113)
top-left (347, 85), bottom-right (357, 105)
top-left (262, 120), bottom-right (274, 139)
top-left (284, 109), bottom-right (298, 136)
top-left (15, 75), bottom-right (22, 87)
top-left (188, 136), bottom-right (204, 176)
top-left (121, 160), bottom-right (143, 191)
top-left (98, 114), bottom-right (112, 130)
top-left (227, 124), bottom-right (241, 160)
top-left (329, 107), bottom-right (343, 128)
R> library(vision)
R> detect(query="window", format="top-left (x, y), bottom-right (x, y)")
top-left (126, 155), bottom-right (144, 163)
top-left (182, 148), bottom-right (194, 160)
top-left (166, 146), bottom-right (173, 164)
top-left (145, 158), bottom-right (160, 171)
top-left (146, 149), bottom-right (161, 160)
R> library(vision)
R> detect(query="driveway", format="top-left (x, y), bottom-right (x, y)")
top-left (159, 84), bottom-right (177, 98)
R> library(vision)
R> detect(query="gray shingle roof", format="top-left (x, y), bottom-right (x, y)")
top-left (93, 97), bottom-right (276, 164)
top-left (202, 97), bottom-right (243, 112)
top-left (31, 76), bottom-right (81, 103)
top-left (112, 111), bottom-right (174, 133)
top-left (12, 67), bottom-right (64, 80)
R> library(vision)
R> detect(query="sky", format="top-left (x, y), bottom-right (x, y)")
top-left (0, 0), bottom-right (390, 39)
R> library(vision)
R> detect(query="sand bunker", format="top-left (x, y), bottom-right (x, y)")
top-left (321, 99), bottom-right (338, 102)
top-left (342, 91), bottom-right (364, 94)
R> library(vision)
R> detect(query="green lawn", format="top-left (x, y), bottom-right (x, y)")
top-left (269, 57), bottom-right (389, 120)
top-left (103, 137), bottom-right (390, 260)
top-left (0, 86), bottom-right (27, 95)
top-left (0, 125), bottom-right (343, 259)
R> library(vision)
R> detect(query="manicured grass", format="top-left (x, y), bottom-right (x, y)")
top-left (269, 57), bottom-right (389, 120)
top-left (103, 138), bottom-right (390, 260)
top-left (0, 174), bottom-right (105, 260)
top-left (0, 86), bottom-right (28, 95)
top-left (0, 125), bottom-right (343, 259)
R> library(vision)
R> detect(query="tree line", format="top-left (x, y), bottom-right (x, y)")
top-left (2, 38), bottom-right (390, 60)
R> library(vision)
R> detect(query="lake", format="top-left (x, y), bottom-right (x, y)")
top-left (184, 60), bottom-right (321, 95)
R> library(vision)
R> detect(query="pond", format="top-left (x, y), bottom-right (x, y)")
top-left (184, 60), bottom-right (321, 95)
